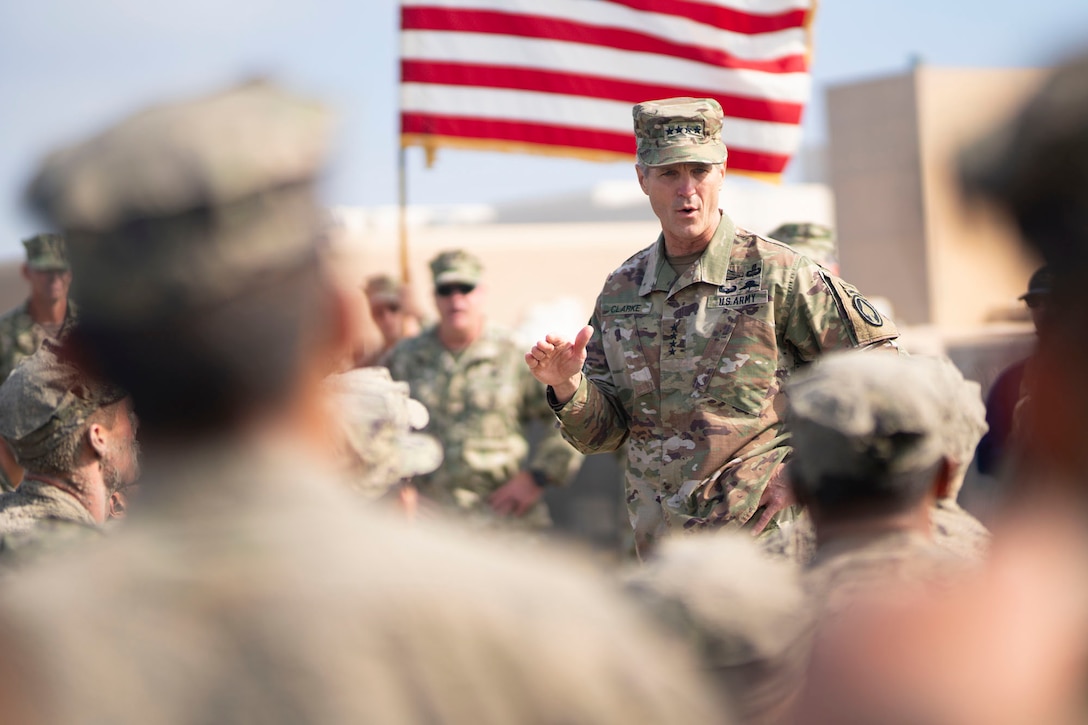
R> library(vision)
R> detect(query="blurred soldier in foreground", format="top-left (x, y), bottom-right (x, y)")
top-left (0, 233), bottom-right (75, 491)
top-left (0, 82), bottom-right (725, 724)
top-left (0, 341), bottom-right (138, 562)
top-left (358, 273), bottom-right (424, 367)
top-left (625, 534), bottom-right (809, 724)
top-left (526, 97), bottom-right (898, 557)
top-left (786, 353), bottom-right (975, 616)
top-left (761, 354), bottom-right (990, 565)
top-left (793, 56), bottom-right (1088, 725)
top-left (975, 265), bottom-right (1051, 476)
top-left (385, 250), bottom-right (583, 529)
top-left (323, 365), bottom-right (440, 506)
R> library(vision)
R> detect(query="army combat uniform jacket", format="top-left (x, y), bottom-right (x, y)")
top-left (0, 299), bottom-right (76, 384)
top-left (386, 324), bottom-right (582, 526)
top-left (552, 213), bottom-right (897, 555)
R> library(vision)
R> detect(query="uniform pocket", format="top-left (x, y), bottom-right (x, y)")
top-left (702, 313), bottom-right (776, 415)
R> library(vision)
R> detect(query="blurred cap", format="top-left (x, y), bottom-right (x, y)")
top-left (768, 223), bottom-right (838, 269)
top-left (324, 367), bottom-right (442, 497)
top-left (22, 233), bottom-right (69, 272)
top-left (633, 97), bottom-right (728, 168)
top-left (430, 249), bottom-right (483, 287)
top-left (0, 342), bottom-right (126, 463)
top-left (787, 352), bottom-right (947, 485)
top-left (1019, 266), bottom-right (1053, 301)
top-left (25, 80), bottom-right (335, 325)
top-left (364, 274), bottom-right (402, 305)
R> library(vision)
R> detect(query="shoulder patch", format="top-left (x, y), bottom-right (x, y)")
top-left (820, 271), bottom-right (899, 346)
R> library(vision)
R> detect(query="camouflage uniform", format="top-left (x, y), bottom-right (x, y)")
top-left (387, 323), bottom-right (581, 526)
top-left (803, 530), bottom-right (960, 621)
top-left (0, 82), bottom-right (726, 725)
top-left (0, 234), bottom-right (74, 384)
top-left (553, 215), bottom-right (898, 554)
top-left (0, 476), bottom-right (96, 536)
top-left (0, 341), bottom-right (127, 559)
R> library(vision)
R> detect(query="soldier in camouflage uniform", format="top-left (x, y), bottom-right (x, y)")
top-left (0, 233), bottom-right (76, 492)
top-left (526, 98), bottom-right (899, 557)
top-left (0, 82), bottom-right (725, 725)
top-left (0, 340), bottom-right (139, 562)
top-left (786, 352), bottom-right (973, 623)
top-left (385, 250), bottom-right (582, 528)
top-left (760, 354), bottom-right (991, 565)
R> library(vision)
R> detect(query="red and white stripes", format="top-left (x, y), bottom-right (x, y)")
top-left (400, 0), bottom-right (815, 178)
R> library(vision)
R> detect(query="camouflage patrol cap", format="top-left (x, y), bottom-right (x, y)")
top-left (633, 97), bottom-right (728, 168)
top-left (430, 249), bottom-right (483, 287)
top-left (924, 356), bottom-right (986, 501)
top-left (21, 233), bottom-right (69, 272)
top-left (364, 274), bottom-right (402, 305)
top-left (25, 80), bottom-right (335, 325)
top-left (323, 367), bottom-right (442, 498)
top-left (768, 223), bottom-right (838, 269)
top-left (0, 342), bottom-right (126, 463)
top-left (786, 352), bottom-right (948, 486)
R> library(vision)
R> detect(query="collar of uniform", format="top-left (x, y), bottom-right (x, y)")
top-left (10, 476), bottom-right (98, 527)
top-left (639, 211), bottom-right (735, 296)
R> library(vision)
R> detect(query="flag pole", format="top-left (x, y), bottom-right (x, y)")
top-left (398, 144), bottom-right (410, 287)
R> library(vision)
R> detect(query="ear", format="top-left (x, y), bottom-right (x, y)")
top-left (635, 164), bottom-right (649, 195)
top-left (19, 265), bottom-right (30, 283)
top-left (86, 422), bottom-right (109, 460)
top-left (108, 491), bottom-right (127, 519)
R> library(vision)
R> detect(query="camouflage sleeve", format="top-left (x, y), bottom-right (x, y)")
top-left (784, 260), bottom-right (899, 361)
top-left (519, 362), bottom-right (584, 488)
top-left (552, 312), bottom-right (631, 455)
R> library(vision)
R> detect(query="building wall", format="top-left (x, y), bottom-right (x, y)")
top-left (828, 73), bottom-right (930, 324)
top-left (829, 66), bottom-right (1044, 328)
top-left (914, 66), bottom-right (1043, 328)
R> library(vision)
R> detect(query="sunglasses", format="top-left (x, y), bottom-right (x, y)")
top-left (436, 283), bottom-right (476, 297)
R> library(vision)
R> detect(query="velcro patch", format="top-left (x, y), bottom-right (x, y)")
top-left (601, 301), bottom-right (652, 316)
top-left (708, 291), bottom-right (769, 309)
top-left (663, 121), bottom-right (704, 139)
top-left (820, 271), bottom-right (899, 346)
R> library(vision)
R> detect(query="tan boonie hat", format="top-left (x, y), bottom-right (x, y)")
top-left (0, 342), bottom-right (126, 463)
top-left (364, 274), bottom-right (402, 305)
top-left (22, 233), bottom-right (69, 272)
top-left (25, 80), bottom-right (335, 325)
top-left (786, 352), bottom-right (948, 486)
top-left (633, 97), bottom-right (728, 168)
top-left (323, 367), bottom-right (442, 499)
top-left (429, 249), bottom-right (483, 287)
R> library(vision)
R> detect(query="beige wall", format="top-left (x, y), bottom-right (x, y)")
top-left (829, 73), bottom-right (930, 324)
top-left (829, 66), bottom-right (1044, 328)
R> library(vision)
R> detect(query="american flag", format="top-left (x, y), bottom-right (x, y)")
top-left (399, 0), bottom-right (815, 179)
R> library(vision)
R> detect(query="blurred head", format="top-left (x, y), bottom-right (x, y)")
top-left (786, 352), bottom-right (954, 526)
top-left (364, 274), bottom-right (407, 346)
top-left (25, 81), bottom-right (346, 439)
top-left (429, 250), bottom-right (485, 343)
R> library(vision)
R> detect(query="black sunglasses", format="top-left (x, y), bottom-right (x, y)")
top-left (436, 283), bottom-right (476, 297)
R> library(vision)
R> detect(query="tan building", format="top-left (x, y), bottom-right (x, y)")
top-left (828, 65), bottom-right (1044, 328)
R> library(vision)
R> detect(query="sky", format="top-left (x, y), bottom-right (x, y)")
top-left (2, 0), bottom-right (1088, 261)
